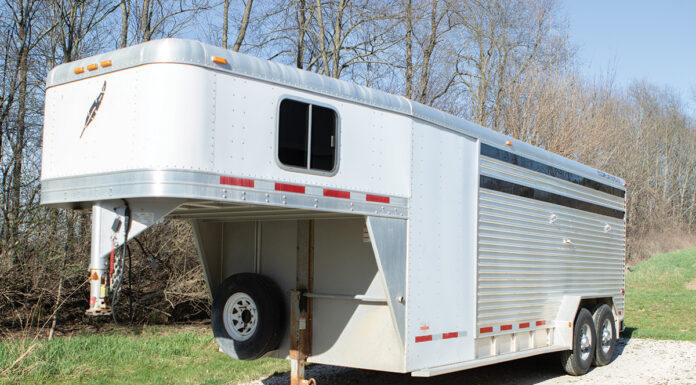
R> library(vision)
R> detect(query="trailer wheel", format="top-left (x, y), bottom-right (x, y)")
top-left (211, 273), bottom-right (285, 360)
top-left (561, 308), bottom-right (596, 376)
top-left (592, 304), bottom-right (616, 366)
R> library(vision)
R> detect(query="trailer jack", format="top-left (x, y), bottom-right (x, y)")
top-left (290, 291), bottom-right (315, 385)
top-left (85, 201), bottom-right (130, 316)
top-left (290, 220), bottom-right (315, 385)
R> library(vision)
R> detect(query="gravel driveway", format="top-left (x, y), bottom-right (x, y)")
top-left (243, 338), bottom-right (696, 385)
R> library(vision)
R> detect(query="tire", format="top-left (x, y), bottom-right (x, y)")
top-left (561, 308), bottom-right (596, 376)
top-left (592, 304), bottom-right (616, 366)
top-left (211, 273), bottom-right (285, 360)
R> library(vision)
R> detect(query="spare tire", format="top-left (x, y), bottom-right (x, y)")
top-left (211, 273), bottom-right (285, 360)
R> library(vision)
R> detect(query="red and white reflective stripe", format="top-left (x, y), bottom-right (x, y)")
top-left (274, 182), bottom-right (305, 194)
top-left (479, 320), bottom-right (548, 334)
top-left (218, 175), bottom-right (399, 206)
top-left (220, 176), bottom-right (254, 188)
top-left (366, 194), bottom-right (390, 204)
top-left (415, 330), bottom-right (467, 343)
top-left (323, 188), bottom-right (350, 199)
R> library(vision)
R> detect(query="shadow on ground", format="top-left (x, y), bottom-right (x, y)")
top-left (258, 337), bottom-right (633, 385)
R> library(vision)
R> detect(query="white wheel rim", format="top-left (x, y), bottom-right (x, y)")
top-left (601, 318), bottom-right (613, 354)
top-left (579, 323), bottom-right (592, 361)
top-left (223, 292), bottom-right (258, 341)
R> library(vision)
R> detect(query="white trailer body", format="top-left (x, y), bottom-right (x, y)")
top-left (41, 39), bottom-right (626, 378)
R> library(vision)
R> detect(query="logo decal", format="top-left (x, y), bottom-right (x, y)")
top-left (80, 81), bottom-right (106, 138)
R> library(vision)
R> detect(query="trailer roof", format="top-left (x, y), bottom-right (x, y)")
top-left (46, 38), bottom-right (626, 189)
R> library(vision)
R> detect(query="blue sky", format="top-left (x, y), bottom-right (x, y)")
top-left (564, 0), bottom-right (696, 112)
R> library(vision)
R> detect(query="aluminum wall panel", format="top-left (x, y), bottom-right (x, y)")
top-left (480, 157), bottom-right (624, 211)
top-left (477, 156), bottom-right (626, 334)
top-left (406, 122), bottom-right (478, 371)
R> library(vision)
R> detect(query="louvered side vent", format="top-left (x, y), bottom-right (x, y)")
top-left (477, 156), bottom-right (626, 336)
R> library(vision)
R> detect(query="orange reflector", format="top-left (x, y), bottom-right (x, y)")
top-left (87, 64), bottom-right (98, 71)
top-left (505, 140), bottom-right (513, 146)
top-left (568, 322), bottom-right (572, 327)
top-left (212, 56), bottom-right (227, 65)
top-left (74, 67), bottom-right (84, 74)
top-left (100, 60), bottom-right (112, 68)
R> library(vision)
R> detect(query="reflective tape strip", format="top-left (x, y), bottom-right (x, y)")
top-left (415, 330), bottom-right (468, 343)
top-left (275, 183), bottom-right (305, 193)
top-left (366, 194), bottom-right (390, 204)
top-left (478, 320), bottom-right (550, 335)
top-left (323, 189), bottom-right (350, 199)
top-left (415, 335), bottom-right (432, 343)
top-left (220, 176), bottom-right (254, 187)
top-left (217, 174), bottom-right (406, 208)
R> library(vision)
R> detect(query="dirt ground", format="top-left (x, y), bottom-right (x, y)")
top-left (243, 337), bottom-right (696, 385)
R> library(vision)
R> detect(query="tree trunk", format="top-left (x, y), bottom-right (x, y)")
top-left (404, 0), bottom-right (413, 99)
top-left (120, 0), bottom-right (129, 48)
top-left (314, 0), bottom-right (330, 75)
top-left (141, 0), bottom-right (152, 41)
top-left (9, 1), bottom-right (31, 257)
top-left (296, 0), bottom-right (307, 69)
top-left (222, 0), bottom-right (229, 48)
top-left (330, 0), bottom-right (346, 78)
top-left (232, 0), bottom-right (253, 52)
top-left (417, 0), bottom-right (439, 104)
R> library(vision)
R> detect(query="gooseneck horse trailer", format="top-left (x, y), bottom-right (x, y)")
top-left (41, 39), bottom-right (626, 383)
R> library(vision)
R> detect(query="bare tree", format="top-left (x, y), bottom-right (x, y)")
top-left (221, 0), bottom-right (254, 51)
top-left (447, 0), bottom-right (557, 126)
top-left (129, 0), bottom-right (213, 43)
top-left (120, 0), bottom-right (129, 48)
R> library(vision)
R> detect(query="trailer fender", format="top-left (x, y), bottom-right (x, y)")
top-left (366, 216), bottom-right (407, 344)
top-left (554, 295), bottom-right (582, 349)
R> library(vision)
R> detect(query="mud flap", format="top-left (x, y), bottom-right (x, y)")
top-left (554, 295), bottom-right (581, 349)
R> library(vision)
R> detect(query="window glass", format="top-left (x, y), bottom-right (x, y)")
top-left (310, 106), bottom-right (337, 171)
top-left (278, 99), bottom-right (337, 173)
top-left (278, 99), bottom-right (309, 168)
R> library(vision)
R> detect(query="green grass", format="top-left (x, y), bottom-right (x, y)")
top-left (624, 247), bottom-right (696, 340)
top-left (2, 248), bottom-right (694, 384)
top-left (0, 326), bottom-right (288, 385)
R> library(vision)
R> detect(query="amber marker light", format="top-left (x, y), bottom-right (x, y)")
top-left (505, 140), bottom-right (513, 146)
top-left (87, 63), bottom-right (98, 71)
top-left (100, 60), bottom-right (112, 68)
top-left (74, 67), bottom-right (84, 74)
top-left (212, 56), bottom-right (227, 65)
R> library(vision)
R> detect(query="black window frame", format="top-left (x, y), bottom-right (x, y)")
top-left (276, 97), bottom-right (340, 176)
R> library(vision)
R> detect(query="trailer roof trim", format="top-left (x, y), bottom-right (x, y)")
top-left (46, 38), bottom-right (625, 189)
